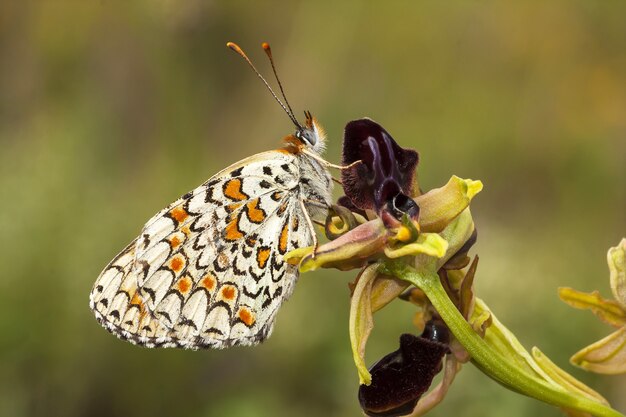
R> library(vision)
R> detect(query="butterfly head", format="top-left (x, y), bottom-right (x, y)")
top-left (293, 110), bottom-right (326, 153)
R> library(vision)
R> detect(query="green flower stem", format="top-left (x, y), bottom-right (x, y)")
top-left (386, 263), bottom-right (624, 417)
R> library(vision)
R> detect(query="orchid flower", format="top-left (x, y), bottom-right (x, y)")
top-left (286, 119), bottom-right (624, 417)
top-left (559, 239), bottom-right (626, 375)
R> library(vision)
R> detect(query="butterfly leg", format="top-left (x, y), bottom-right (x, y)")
top-left (301, 149), bottom-right (361, 171)
top-left (333, 160), bottom-right (361, 170)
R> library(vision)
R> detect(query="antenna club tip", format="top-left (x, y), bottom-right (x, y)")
top-left (262, 42), bottom-right (271, 51)
top-left (226, 42), bottom-right (242, 52)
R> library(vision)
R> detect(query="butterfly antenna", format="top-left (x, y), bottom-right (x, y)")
top-left (226, 42), bottom-right (301, 128)
top-left (261, 42), bottom-right (298, 124)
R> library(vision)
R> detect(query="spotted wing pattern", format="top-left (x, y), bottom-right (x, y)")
top-left (90, 151), bottom-right (321, 349)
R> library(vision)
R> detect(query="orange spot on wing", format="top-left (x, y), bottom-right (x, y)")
top-left (225, 217), bottom-right (244, 241)
top-left (271, 191), bottom-right (284, 202)
top-left (238, 308), bottom-right (255, 326)
top-left (279, 222), bottom-right (289, 254)
top-left (227, 202), bottom-right (243, 213)
top-left (221, 285), bottom-right (237, 301)
top-left (176, 276), bottom-right (192, 294)
top-left (170, 206), bottom-right (189, 224)
top-left (169, 235), bottom-right (182, 249)
top-left (130, 292), bottom-right (148, 320)
top-left (223, 179), bottom-right (248, 201)
top-left (200, 274), bottom-right (216, 291)
top-left (181, 225), bottom-right (191, 237)
top-left (256, 247), bottom-right (271, 268)
top-left (130, 292), bottom-right (143, 307)
top-left (169, 255), bottom-right (185, 273)
top-left (246, 199), bottom-right (266, 223)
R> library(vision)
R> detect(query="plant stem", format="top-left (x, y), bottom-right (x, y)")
top-left (388, 264), bottom-right (625, 417)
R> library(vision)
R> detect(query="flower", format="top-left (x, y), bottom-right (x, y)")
top-left (358, 322), bottom-right (449, 417)
top-left (286, 119), bottom-right (624, 417)
top-left (341, 118), bottom-right (419, 217)
top-left (559, 238), bottom-right (626, 374)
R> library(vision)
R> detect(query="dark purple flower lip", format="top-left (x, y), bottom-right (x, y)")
top-left (341, 118), bottom-right (419, 219)
top-left (358, 320), bottom-right (449, 417)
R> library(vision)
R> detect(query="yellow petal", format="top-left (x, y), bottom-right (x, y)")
top-left (571, 327), bottom-right (626, 375)
top-left (284, 246), bottom-right (314, 265)
top-left (558, 287), bottom-right (626, 328)
top-left (370, 274), bottom-right (410, 313)
top-left (414, 176), bottom-right (482, 233)
top-left (609, 238), bottom-right (626, 309)
top-left (434, 208), bottom-right (476, 269)
top-left (384, 233), bottom-right (448, 259)
top-left (349, 264), bottom-right (380, 385)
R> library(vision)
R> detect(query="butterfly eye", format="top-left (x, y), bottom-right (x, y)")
top-left (297, 129), bottom-right (317, 146)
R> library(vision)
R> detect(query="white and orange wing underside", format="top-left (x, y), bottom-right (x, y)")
top-left (90, 150), bottom-right (315, 349)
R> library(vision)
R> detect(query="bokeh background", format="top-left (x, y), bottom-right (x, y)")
top-left (1, 1), bottom-right (624, 417)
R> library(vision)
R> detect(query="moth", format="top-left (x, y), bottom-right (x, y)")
top-left (90, 42), bottom-right (344, 349)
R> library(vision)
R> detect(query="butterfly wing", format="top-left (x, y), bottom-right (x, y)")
top-left (90, 150), bottom-right (318, 349)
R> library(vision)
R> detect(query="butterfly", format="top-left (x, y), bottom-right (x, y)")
top-left (89, 42), bottom-right (342, 349)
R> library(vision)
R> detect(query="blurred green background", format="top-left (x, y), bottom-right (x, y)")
top-left (1, 1), bottom-right (624, 417)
